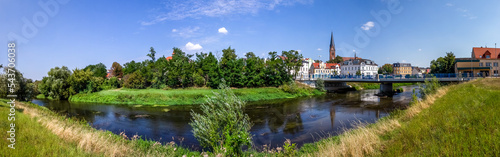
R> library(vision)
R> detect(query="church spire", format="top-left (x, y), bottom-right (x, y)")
top-left (329, 32), bottom-right (336, 61)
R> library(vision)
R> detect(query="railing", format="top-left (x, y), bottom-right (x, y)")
top-left (294, 73), bottom-right (481, 82)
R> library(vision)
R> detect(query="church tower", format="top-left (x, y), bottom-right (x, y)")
top-left (329, 32), bottom-right (336, 61)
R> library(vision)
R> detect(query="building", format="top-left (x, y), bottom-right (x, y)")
top-left (329, 32), bottom-right (361, 62)
top-left (295, 58), bottom-right (314, 79)
top-left (341, 58), bottom-right (378, 76)
top-left (393, 63), bottom-right (412, 76)
top-left (311, 62), bottom-right (341, 76)
top-left (455, 46), bottom-right (500, 77)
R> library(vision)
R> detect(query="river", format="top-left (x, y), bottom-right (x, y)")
top-left (31, 85), bottom-right (418, 151)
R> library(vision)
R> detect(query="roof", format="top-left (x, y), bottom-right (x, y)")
top-left (342, 58), bottom-right (378, 66)
top-left (472, 47), bottom-right (500, 59)
top-left (312, 63), bottom-right (320, 68)
top-left (325, 63), bottom-right (339, 69)
top-left (341, 57), bottom-right (361, 61)
top-left (165, 56), bottom-right (173, 60)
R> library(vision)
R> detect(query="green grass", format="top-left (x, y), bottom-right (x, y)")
top-left (0, 99), bottom-right (95, 156)
top-left (380, 78), bottom-right (500, 156)
top-left (69, 87), bottom-right (324, 106)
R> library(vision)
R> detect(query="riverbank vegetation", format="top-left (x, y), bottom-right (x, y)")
top-left (37, 46), bottom-right (306, 101)
top-left (299, 78), bottom-right (500, 156)
top-left (347, 82), bottom-right (415, 90)
top-left (68, 82), bottom-right (323, 105)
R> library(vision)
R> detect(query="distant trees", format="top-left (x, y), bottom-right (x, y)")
top-left (379, 64), bottom-right (394, 74)
top-left (327, 55), bottom-right (343, 64)
top-left (0, 68), bottom-right (36, 101)
top-left (39, 66), bottom-right (72, 100)
top-left (84, 63), bottom-right (107, 79)
top-left (430, 52), bottom-right (456, 74)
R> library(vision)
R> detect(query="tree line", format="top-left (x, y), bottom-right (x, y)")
top-left (37, 46), bottom-right (303, 100)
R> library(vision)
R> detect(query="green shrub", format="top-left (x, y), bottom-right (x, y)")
top-left (123, 72), bottom-right (146, 89)
top-left (315, 78), bottom-right (325, 92)
top-left (283, 139), bottom-right (297, 156)
top-left (419, 77), bottom-right (440, 98)
top-left (189, 81), bottom-right (252, 156)
top-left (280, 81), bottom-right (299, 94)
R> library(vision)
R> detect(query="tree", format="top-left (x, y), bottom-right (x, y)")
top-left (123, 60), bottom-right (140, 75)
top-left (356, 69), bottom-right (361, 76)
top-left (315, 78), bottom-right (325, 92)
top-left (380, 64), bottom-right (393, 74)
top-left (147, 47), bottom-right (156, 62)
top-left (327, 55), bottom-right (343, 64)
top-left (38, 66), bottom-right (72, 100)
top-left (84, 63), bottom-right (107, 79)
top-left (111, 62), bottom-right (123, 78)
top-left (244, 52), bottom-right (266, 87)
top-left (0, 68), bottom-right (35, 101)
top-left (430, 52), bottom-right (456, 74)
top-left (190, 81), bottom-right (252, 156)
top-left (68, 68), bottom-right (94, 94)
top-left (282, 50), bottom-right (303, 78)
top-left (123, 71), bottom-right (145, 89)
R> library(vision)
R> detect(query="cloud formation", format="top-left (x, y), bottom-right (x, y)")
top-left (141, 0), bottom-right (313, 25)
top-left (218, 27), bottom-right (228, 34)
top-left (361, 21), bottom-right (375, 31)
top-left (172, 26), bottom-right (200, 38)
top-left (317, 48), bottom-right (322, 51)
top-left (185, 42), bottom-right (203, 50)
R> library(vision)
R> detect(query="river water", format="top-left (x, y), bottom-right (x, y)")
top-left (31, 86), bottom-right (417, 150)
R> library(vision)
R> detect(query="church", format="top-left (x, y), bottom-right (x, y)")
top-left (329, 32), bottom-right (378, 76)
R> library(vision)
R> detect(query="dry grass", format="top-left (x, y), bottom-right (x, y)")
top-left (306, 82), bottom-right (454, 157)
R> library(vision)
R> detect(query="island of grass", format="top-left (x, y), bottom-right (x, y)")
top-left (67, 86), bottom-right (324, 106)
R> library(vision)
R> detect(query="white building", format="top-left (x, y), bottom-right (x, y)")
top-left (341, 58), bottom-right (378, 76)
top-left (295, 58), bottom-right (314, 79)
top-left (311, 62), bottom-right (341, 77)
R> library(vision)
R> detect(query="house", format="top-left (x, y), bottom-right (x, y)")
top-left (295, 58), bottom-right (314, 79)
top-left (341, 58), bottom-right (378, 76)
top-left (311, 61), bottom-right (341, 76)
top-left (455, 47), bottom-right (500, 77)
top-left (393, 63), bottom-right (412, 76)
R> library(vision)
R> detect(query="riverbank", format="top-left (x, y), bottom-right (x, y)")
top-left (347, 82), bottom-right (415, 90)
top-left (67, 86), bottom-right (324, 106)
top-left (0, 99), bottom-right (200, 156)
top-left (300, 78), bottom-right (500, 156)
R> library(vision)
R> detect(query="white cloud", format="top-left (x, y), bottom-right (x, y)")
top-left (218, 27), bottom-right (228, 34)
top-left (317, 48), bottom-right (322, 51)
top-left (445, 3), bottom-right (454, 7)
top-left (141, 0), bottom-right (313, 25)
top-left (296, 49), bottom-right (302, 53)
top-left (361, 21), bottom-right (375, 31)
top-left (172, 26), bottom-right (200, 38)
top-left (185, 42), bottom-right (203, 51)
top-left (418, 49), bottom-right (422, 51)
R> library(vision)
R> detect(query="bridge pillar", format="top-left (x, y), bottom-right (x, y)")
top-left (380, 83), bottom-right (393, 93)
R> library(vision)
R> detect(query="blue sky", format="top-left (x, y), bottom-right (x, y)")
top-left (2, 0), bottom-right (500, 80)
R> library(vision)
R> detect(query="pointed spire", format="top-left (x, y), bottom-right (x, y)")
top-left (330, 32), bottom-right (334, 48)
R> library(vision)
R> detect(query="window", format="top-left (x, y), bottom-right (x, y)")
top-left (479, 63), bottom-right (483, 67)
top-left (495, 70), bottom-right (498, 74)
top-left (494, 62), bottom-right (498, 67)
top-left (486, 62), bottom-right (492, 67)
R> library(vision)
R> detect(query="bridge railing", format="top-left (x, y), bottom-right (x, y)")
top-left (295, 73), bottom-right (480, 81)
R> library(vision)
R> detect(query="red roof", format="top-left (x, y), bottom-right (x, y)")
top-left (472, 47), bottom-right (500, 59)
top-left (341, 57), bottom-right (362, 61)
top-left (165, 56), bottom-right (173, 60)
top-left (325, 63), bottom-right (339, 69)
top-left (312, 63), bottom-right (320, 68)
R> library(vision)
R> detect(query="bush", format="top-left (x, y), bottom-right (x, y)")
top-left (189, 81), bottom-right (252, 156)
top-left (315, 78), bottom-right (325, 92)
top-left (419, 77), bottom-right (440, 98)
top-left (123, 72), bottom-right (146, 89)
top-left (101, 77), bottom-right (121, 90)
top-left (280, 81), bottom-right (299, 94)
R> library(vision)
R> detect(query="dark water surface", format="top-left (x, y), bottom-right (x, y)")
top-left (32, 86), bottom-right (417, 150)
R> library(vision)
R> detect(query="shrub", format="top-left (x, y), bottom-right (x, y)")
top-left (315, 78), bottom-right (325, 92)
top-left (280, 81), bottom-right (299, 94)
top-left (419, 77), bottom-right (440, 98)
top-left (189, 81), bottom-right (252, 156)
top-left (123, 72), bottom-right (146, 89)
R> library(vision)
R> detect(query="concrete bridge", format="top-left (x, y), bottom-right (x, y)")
top-left (296, 74), bottom-right (474, 93)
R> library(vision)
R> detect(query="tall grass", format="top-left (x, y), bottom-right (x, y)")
top-left (69, 87), bottom-right (323, 106)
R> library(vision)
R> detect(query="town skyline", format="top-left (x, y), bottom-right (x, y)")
top-left (2, 0), bottom-right (500, 80)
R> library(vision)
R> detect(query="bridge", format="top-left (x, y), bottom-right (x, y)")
top-left (295, 74), bottom-right (475, 93)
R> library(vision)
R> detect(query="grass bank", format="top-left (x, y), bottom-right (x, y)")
top-left (347, 82), bottom-right (415, 90)
top-left (299, 78), bottom-right (500, 156)
top-left (68, 86), bottom-right (323, 106)
top-left (0, 99), bottom-right (200, 156)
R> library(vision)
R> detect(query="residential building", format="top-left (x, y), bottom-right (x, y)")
top-left (411, 67), bottom-right (422, 76)
top-left (393, 63), bottom-right (412, 76)
top-left (311, 62), bottom-right (341, 76)
top-left (455, 47), bottom-right (500, 77)
top-left (341, 58), bottom-right (378, 76)
top-left (295, 58), bottom-right (314, 79)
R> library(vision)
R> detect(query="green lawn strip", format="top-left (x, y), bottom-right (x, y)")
top-left (69, 87), bottom-right (323, 106)
top-left (380, 79), bottom-right (500, 156)
top-left (0, 100), bottom-right (96, 157)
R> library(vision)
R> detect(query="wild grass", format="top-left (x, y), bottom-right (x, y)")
top-left (348, 83), bottom-right (415, 90)
top-left (0, 99), bottom-right (200, 157)
top-left (69, 87), bottom-right (323, 106)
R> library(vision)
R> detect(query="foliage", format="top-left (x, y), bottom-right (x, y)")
top-left (38, 66), bottom-right (72, 100)
top-left (84, 63), bottom-right (107, 79)
top-left (123, 60), bottom-right (141, 75)
top-left (380, 64), bottom-right (393, 74)
top-left (147, 47), bottom-right (156, 62)
top-left (283, 139), bottom-right (297, 157)
top-left (327, 55), bottom-right (343, 64)
top-left (356, 69), bottom-right (361, 76)
top-left (315, 78), bottom-right (325, 92)
top-left (111, 62), bottom-right (123, 78)
top-left (68, 68), bottom-right (94, 94)
top-left (430, 52), bottom-right (456, 74)
top-left (0, 68), bottom-right (36, 101)
top-left (189, 81), bottom-right (252, 156)
top-left (418, 77), bottom-right (440, 98)
top-left (101, 77), bottom-right (121, 90)
top-left (123, 72), bottom-right (146, 89)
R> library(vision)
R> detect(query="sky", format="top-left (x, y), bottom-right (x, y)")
top-left (1, 0), bottom-right (500, 80)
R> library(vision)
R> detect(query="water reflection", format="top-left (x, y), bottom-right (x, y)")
top-left (32, 85), bottom-right (418, 150)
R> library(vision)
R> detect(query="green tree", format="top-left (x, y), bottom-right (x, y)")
top-left (147, 47), bottom-right (156, 62)
top-left (84, 63), bottom-right (107, 79)
top-left (111, 62), bottom-right (123, 78)
top-left (0, 68), bottom-right (35, 101)
top-left (430, 52), bottom-right (456, 74)
top-left (356, 69), bottom-right (361, 76)
top-left (380, 64), bottom-right (393, 74)
top-left (38, 66), bottom-right (72, 100)
top-left (123, 60), bottom-right (140, 75)
top-left (123, 71), bottom-right (146, 89)
top-left (327, 55), bottom-right (343, 63)
top-left (315, 78), bottom-right (325, 92)
top-left (282, 50), bottom-right (303, 78)
top-left (244, 52), bottom-right (266, 87)
top-left (68, 68), bottom-right (94, 94)
top-left (189, 81), bottom-right (252, 156)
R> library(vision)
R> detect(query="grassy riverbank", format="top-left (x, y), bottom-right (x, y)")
top-left (0, 99), bottom-right (200, 156)
top-left (68, 86), bottom-right (323, 106)
top-left (301, 78), bottom-right (500, 156)
top-left (347, 82), bottom-right (416, 90)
